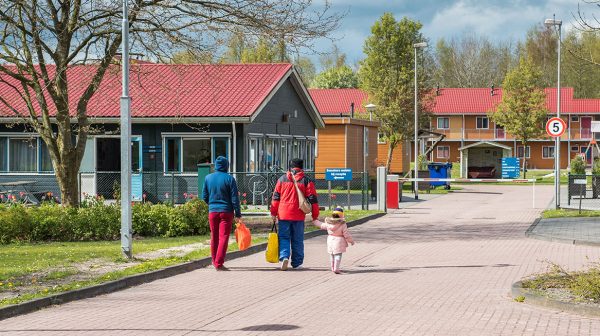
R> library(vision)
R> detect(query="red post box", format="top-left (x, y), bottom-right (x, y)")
top-left (386, 175), bottom-right (399, 209)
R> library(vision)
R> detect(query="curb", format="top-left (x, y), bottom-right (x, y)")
top-left (0, 212), bottom-right (385, 321)
top-left (511, 281), bottom-right (600, 317)
top-left (525, 217), bottom-right (600, 247)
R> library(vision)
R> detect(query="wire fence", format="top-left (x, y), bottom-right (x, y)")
top-left (0, 171), bottom-right (373, 210)
top-left (565, 174), bottom-right (600, 211)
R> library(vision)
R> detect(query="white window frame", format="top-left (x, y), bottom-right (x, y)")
top-left (161, 132), bottom-right (231, 175)
top-left (517, 146), bottom-right (531, 159)
top-left (437, 146), bottom-right (450, 159)
top-left (542, 146), bottom-right (555, 159)
top-left (437, 117), bottom-right (450, 130)
top-left (476, 116), bottom-right (489, 129)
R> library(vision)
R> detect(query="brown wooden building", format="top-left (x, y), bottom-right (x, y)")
top-left (309, 89), bottom-right (380, 175)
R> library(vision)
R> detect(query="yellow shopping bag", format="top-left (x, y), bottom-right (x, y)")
top-left (265, 220), bottom-right (279, 263)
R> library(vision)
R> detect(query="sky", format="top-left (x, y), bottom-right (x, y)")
top-left (312, 0), bottom-right (590, 66)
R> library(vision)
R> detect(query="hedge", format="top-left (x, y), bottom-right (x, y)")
top-left (0, 197), bottom-right (209, 244)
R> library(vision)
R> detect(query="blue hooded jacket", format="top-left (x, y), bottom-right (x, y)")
top-left (201, 156), bottom-right (242, 217)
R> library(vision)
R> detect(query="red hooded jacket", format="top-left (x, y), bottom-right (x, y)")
top-left (270, 168), bottom-right (319, 221)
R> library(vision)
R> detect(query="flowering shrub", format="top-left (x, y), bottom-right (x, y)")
top-left (0, 197), bottom-right (209, 244)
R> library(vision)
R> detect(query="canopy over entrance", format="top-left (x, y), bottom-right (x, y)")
top-left (459, 141), bottom-right (513, 178)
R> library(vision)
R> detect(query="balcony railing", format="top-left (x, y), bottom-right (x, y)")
top-left (433, 128), bottom-right (595, 141)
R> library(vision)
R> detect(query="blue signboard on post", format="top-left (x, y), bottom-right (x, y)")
top-left (502, 157), bottom-right (520, 179)
top-left (325, 168), bottom-right (353, 181)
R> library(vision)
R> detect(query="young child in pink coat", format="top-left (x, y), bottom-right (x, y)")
top-left (313, 207), bottom-right (355, 274)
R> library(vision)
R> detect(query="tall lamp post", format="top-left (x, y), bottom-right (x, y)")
top-left (545, 17), bottom-right (562, 210)
top-left (413, 42), bottom-right (427, 200)
top-left (121, 0), bottom-right (133, 258)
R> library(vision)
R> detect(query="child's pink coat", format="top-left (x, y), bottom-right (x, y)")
top-left (314, 217), bottom-right (354, 254)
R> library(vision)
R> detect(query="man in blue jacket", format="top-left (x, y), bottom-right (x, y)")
top-left (202, 156), bottom-right (241, 270)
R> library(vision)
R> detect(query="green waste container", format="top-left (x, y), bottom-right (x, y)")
top-left (198, 163), bottom-right (214, 194)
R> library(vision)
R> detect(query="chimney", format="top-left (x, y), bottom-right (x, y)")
top-left (436, 84), bottom-right (440, 96)
top-left (350, 102), bottom-right (355, 118)
top-left (491, 84), bottom-right (495, 96)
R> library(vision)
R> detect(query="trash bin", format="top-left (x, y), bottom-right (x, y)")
top-left (197, 163), bottom-right (214, 193)
top-left (427, 162), bottom-right (452, 190)
top-left (386, 175), bottom-right (399, 209)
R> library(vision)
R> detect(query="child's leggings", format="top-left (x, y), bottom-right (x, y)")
top-left (329, 253), bottom-right (342, 271)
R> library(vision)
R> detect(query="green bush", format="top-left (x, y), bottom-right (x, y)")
top-left (0, 197), bottom-right (208, 244)
top-left (593, 158), bottom-right (600, 175)
top-left (571, 155), bottom-right (586, 175)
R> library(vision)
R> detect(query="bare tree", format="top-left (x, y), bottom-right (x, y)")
top-left (0, 0), bottom-right (341, 206)
top-left (434, 34), bottom-right (517, 88)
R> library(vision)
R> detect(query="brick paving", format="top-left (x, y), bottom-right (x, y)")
top-left (3, 185), bottom-right (600, 335)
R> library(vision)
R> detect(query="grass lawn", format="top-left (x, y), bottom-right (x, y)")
top-left (0, 209), bottom-right (382, 307)
top-left (316, 189), bottom-right (365, 195)
top-left (542, 209), bottom-right (600, 218)
top-left (0, 236), bottom-right (207, 282)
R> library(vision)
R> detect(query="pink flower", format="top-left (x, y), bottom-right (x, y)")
top-left (242, 193), bottom-right (247, 197)
top-left (183, 192), bottom-right (188, 198)
top-left (19, 192), bottom-right (25, 197)
top-left (142, 193), bottom-right (147, 199)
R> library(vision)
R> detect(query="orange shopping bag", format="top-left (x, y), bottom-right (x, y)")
top-left (234, 221), bottom-right (252, 251)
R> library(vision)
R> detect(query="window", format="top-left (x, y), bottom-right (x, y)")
top-left (248, 138), bottom-right (258, 172)
top-left (40, 143), bottom-right (54, 172)
top-left (476, 117), bottom-right (489, 129)
top-left (377, 132), bottom-right (386, 144)
top-left (0, 138), bottom-right (6, 171)
top-left (437, 146), bottom-right (450, 159)
top-left (517, 146), bottom-right (531, 159)
top-left (542, 146), bottom-right (555, 159)
top-left (10, 138), bottom-right (38, 172)
top-left (164, 136), bottom-right (229, 173)
top-left (165, 138), bottom-right (180, 172)
top-left (571, 145), bottom-right (580, 152)
top-left (437, 117), bottom-right (449, 129)
top-left (180, 139), bottom-right (210, 172)
top-left (571, 115), bottom-right (579, 122)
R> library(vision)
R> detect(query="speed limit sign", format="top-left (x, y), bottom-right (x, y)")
top-left (546, 117), bottom-right (566, 137)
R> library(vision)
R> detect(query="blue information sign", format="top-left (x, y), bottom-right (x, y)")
top-left (325, 168), bottom-right (353, 181)
top-left (502, 157), bottom-right (520, 179)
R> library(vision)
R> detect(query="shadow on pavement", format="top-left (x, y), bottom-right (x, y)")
top-left (0, 324), bottom-right (301, 333)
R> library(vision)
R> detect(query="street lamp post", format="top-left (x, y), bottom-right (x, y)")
top-left (365, 103), bottom-right (376, 122)
top-left (121, 0), bottom-right (133, 258)
top-left (413, 42), bottom-right (427, 200)
top-left (545, 17), bottom-right (562, 210)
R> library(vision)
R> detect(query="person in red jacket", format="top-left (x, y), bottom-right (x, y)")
top-left (271, 158), bottom-right (319, 270)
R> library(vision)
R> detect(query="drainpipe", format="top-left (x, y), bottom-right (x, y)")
top-left (231, 122), bottom-right (237, 173)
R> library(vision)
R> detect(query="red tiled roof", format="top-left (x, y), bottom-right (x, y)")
top-left (308, 88), bottom-right (369, 115)
top-left (309, 87), bottom-right (600, 115)
top-left (0, 63), bottom-right (293, 118)
top-left (432, 87), bottom-right (577, 114)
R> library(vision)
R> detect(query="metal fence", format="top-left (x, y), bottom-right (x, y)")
top-left (565, 174), bottom-right (600, 211)
top-left (0, 171), bottom-right (373, 210)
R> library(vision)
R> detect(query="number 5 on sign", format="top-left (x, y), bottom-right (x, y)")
top-left (546, 117), bottom-right (566, 137)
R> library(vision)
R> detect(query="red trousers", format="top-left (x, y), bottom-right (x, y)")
top-left (209, 212), bottom-right (234, 268)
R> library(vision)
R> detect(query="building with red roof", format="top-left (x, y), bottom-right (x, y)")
top-left (0, 63), bottom-right (323, 202)
top-left (309, 87), bottom-right (600, 177)
top-left (308, 88), bottom-right (380, 175)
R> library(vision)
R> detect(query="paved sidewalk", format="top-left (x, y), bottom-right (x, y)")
top-left (3, 185), bottom-right (600, 335)
top-left (528, 217), bottom-right (600, 245)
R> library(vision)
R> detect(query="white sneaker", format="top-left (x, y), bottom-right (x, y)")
top-left (293, 265), bottom-right (303, 270)
top-left (280, 258), bottom-right (289, 271)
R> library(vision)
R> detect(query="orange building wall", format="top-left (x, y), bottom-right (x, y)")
top-left (377, 140), bottom-right (410, 174)
top-left (315, 125), bottom-right (346, 173)
top-left (315, 122), bottom-right (379, 175)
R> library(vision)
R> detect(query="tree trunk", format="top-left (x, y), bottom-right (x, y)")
top-left (55, 163), bottom-right (80, 207)
top-left (386, 141), bottom-right (397, 174)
